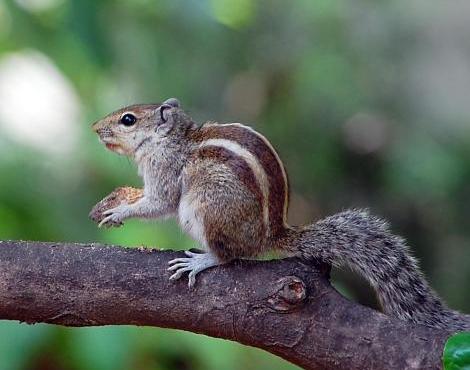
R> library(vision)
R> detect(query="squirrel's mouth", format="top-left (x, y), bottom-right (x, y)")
top-left (98, 136), bottom-right (120, 152)
top-left (98, 135), bottom-right (127, 155)
top-left (103, 141), bottom-right (128, 155)
top-left (105, 143), bottom-right (121, 151)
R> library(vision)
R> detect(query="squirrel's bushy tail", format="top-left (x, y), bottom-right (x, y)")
top-left (284, 209), bottom-right (469, 331)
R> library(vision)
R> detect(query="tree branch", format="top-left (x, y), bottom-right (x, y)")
top-left (0, 240), bottom-right (451, 370)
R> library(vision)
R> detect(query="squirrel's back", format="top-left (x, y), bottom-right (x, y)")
top-left (188, 122), bottom-right (291, 240)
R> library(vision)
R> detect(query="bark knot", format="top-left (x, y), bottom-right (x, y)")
top-left (267, 276), bottom-right (307, 312)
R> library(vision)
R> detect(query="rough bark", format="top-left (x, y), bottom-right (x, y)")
top-left (0, 240), bottom-right (451, 370)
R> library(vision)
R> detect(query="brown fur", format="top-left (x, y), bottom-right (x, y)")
top-left (183, 154), bottom-right (266, 261)
top-left (191, 124), bottom-right (288, 236)
top-left (194, 146), bottom-right (265, 212)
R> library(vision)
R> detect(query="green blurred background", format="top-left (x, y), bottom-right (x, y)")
top-left (0, 0), bottom-right (469, 369)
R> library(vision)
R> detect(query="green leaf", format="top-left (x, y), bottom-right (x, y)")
top-left (443, 332), bottom-right (470, 370)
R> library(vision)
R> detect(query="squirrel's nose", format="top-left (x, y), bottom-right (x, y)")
top-left (93, 123), bottom-right (113, 138)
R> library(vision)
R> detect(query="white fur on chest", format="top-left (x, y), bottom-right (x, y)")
top-left (178, 192), bottom-right (207, 248)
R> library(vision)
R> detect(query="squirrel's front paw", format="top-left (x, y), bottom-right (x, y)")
top-left (90, 187), bottom-right (143, 228)
top-left (98, 204), bottom-right (130, 228)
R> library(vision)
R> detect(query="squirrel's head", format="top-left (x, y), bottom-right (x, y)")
top-left (92, 98), bottom-right (190, 156)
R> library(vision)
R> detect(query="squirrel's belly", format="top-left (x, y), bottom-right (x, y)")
top-left (178, 192), bottom-right (207, 249)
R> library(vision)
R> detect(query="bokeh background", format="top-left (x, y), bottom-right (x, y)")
top-left (0, 0), bottom-right (469, 369)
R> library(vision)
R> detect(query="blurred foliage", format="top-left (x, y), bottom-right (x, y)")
top-left (0, 0), bottom-right (469, 369)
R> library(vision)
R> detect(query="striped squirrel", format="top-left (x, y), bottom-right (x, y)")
top-left (92, 98), bottom-right (469, 332)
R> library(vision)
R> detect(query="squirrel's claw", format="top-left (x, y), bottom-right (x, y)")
top-left (167, 251), bottom-right (219, 288)
top-left (98, 204), bottom-right (129, 228)
top-left (98, 215), bottom-right (115, 228)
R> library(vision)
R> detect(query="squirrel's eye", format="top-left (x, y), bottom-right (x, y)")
top-left (120, 113), bottom-right (136, 126)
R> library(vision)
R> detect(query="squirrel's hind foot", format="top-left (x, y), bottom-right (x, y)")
top-left (168, 251), bottom-right (219, 288)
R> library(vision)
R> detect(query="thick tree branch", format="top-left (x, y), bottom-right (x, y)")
top-left (0, 240), bottom-right (451, 370)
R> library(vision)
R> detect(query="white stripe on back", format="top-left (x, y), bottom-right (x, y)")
top-left (220, 123), bottom-right (289, 225)
top-left (199, 138), bottom-right (270, 235)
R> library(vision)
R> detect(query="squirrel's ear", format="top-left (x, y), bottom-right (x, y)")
top-left (162, 98), bottom-right (180, 108)
top-left (158, 98), bottom-right (180, 124)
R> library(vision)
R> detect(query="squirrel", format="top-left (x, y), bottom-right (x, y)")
top-left (91, 97), bottom-right (470, 332)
